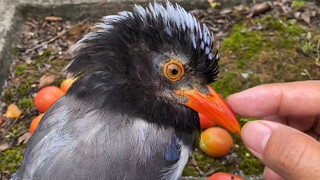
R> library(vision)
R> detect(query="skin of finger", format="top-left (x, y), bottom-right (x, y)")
top-left (313, 117), bottom-right (320, 135)
top-left (263, 167), bottom-right (284, 180)
top-left (226, 81), bottom-right (320, 118)
top-left (262, 123), bottom-right (320, 180)
top-left (263, 115), bottom-right (316, 132)
top-left (304, 130), bottom-right (319, 140)
top-left (287, 116), bottom-right (316, 132)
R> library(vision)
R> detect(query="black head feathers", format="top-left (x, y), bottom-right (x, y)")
top-left (67, 1), bottom-right (219, 84)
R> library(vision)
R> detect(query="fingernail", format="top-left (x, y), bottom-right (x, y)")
top-left (241, 121), bottom-right (272, 155)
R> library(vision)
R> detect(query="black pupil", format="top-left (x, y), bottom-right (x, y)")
top-left (171, 68), bottom-right (179, 75)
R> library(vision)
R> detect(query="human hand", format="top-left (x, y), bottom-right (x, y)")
top-left (227, 81), bottom-right (320, 180)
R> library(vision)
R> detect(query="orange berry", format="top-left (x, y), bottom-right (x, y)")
top-left (208, 172), bottom-right (245, 180)
top-left (30, 113), bottom-right (45, 134)
top-left (199, 127), bottom-right (233, 157)
top-left (34, 86), bottom-right (64, 112)
top-left (60, 78), bottom-right (76, 94)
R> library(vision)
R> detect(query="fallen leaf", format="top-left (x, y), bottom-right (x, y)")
top-left (294, 12), bottom-right (301, 19)
top-left (5, 104), bottom-right (22, 119)
top-left (0, 142), bottom-right (9, 151)
top-left (234, 5), bottom-right (248, 12)
top-left (17, 132), bottom-right (32, 145)
top-left (191, 159), bottom-right (198, 166)
top-left (247, 2), bottom-right (272, 18)
top-left (301, 12), bottom-right (311, 25)
top-left (13, 77), bottom-right (22, 87)
top-left (45, 16), bottom-right (63, 22)
top-left (38, 74), bottom-right (56, 89)
top-left (220, 8), bottom-right (232, 14)
top-left (241, 72), bottom-right (249, 79)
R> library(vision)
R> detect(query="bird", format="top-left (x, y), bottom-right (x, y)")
top-left (15, 2), bottom-right (240, 180)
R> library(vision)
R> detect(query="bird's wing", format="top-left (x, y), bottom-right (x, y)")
top-left (16, 95), bottom-right (189, 180)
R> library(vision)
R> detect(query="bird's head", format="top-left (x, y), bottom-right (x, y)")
top-left (67, 2), bottom-right (240, 134)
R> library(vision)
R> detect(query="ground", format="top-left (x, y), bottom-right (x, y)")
top-left (0, 0), bottom-right (319, 179)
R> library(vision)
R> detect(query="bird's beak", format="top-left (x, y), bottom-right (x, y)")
top-left (176, 85), bottom-right (241, 134)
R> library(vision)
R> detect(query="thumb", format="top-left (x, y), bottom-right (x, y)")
top-left (241, 120), bottom-right (320, 180)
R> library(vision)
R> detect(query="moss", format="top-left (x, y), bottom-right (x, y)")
top-left (239, 147), bottom-right (264, 175)
top-left (4, 88), bottom-right (16, 104)
top-left (221, 23), bottom-right (266, 63)
top-left (302, 42), bottom-right (316, 53)
top-left (292, 0), bottom-right (305, 8)
top-left (19, 97), bottom-right (34, 109)
top-left (15, 64), bottom-right (26, 76)
top-left (213, 72), bottom-right (242, 98)
top-left (194, 153), bottom-right (228, 172)
top-left (42, 49), bottom-right (52, 58)
top-left (12, 47), bottom-right (19, 56)
top-left (182, 167), bottom-right (198, 176)
top-left (9, 126), bottom-right (22, 137)
top-left (35, 49), bottom-right (53, 64)
top-left (35, 57), bottom-right (44, 64)
top-left (18, 84), bottom-right (29, 96)
top-left (221, 16), bottom-right (306, 65)
top-left (0, 145), bottom-right (26, 175)
top-left (215, 15), bottom-right (312, 100)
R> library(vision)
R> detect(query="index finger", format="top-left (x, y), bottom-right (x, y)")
top-left (226, 81), bottom-right (320, 118)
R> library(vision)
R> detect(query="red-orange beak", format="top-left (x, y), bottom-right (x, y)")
top-left (176, 85), bottom-right (241, 134)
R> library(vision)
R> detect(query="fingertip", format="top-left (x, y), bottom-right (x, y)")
top-left (241, 121), bottom-right (272, 155)
top-left (263, 167), bottom-right (284, 180)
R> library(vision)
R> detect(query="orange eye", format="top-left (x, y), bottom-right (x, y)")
top-left (164, 60), bottom-right (184, 82)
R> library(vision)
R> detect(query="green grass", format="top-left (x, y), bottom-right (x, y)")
top-left (0, 145), bottom-right (26, 175)
top-left (292, 0), bottom-right (306, 8)
top-left (15, 65), bottom-right (26, 76)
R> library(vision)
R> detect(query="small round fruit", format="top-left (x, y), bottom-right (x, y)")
top-left (30, 113), bottom-right (45, 134)
top-left (208, 172), bottom-right (245, 180)
top-left (34, 86), bottom-right (64, 112)
top-left (199, 127), bottom-right (233, 157)
top-left (199, 113), bottom-right (215, 130)
top-left (60, 78), bottom-right (76, 94)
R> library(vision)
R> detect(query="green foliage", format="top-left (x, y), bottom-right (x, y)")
top-left (182, 167), bottom-right (198, 176)
top-left (15, 64), bottom-right (26, 76)
top-left (35, 49), bottom-right (53, 64)
top-left (4, 88), bottom-right (16, 104)
top-left (302, 42), bottom-right (316, 53)
top-left (239, 147), bottom-right (264, 175)
top-left (194, 154), bottom-right (228, 172)
top-left (0, 145), bottom-right (26, 174)
top-left (221, 16), bottom-right (306, 64)
top-left (18, 83), bottom-right (30, 96)
top-left (292, 0), bottom-right (306, 8)
top-left (221, 23), bottom-right (265, 64)
top-left (213, 72), bottom-right (243, 98)
top-left (19, 97), bottom-right (34, 109)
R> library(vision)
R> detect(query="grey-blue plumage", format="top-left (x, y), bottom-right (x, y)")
top-left (17, 95), bottom-right (194, 180)
top-left (15, 1), bottom-right (219, 180)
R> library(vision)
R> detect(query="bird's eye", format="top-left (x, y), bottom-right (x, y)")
top-left (164, 60), bottom-right (184, 82)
